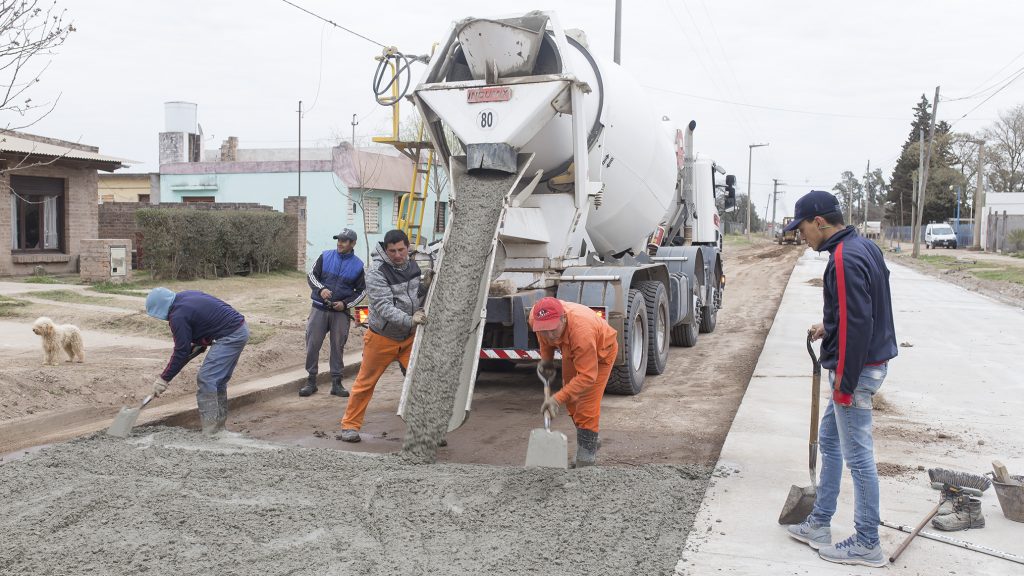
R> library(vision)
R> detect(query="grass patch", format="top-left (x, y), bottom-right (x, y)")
top-left (246, 324), bottom-right (275, 347)
top-left (88, 281), bottom-right (149, 297)
top-left (723, 234), bottom-right (753, 246)
top-left (29, 290), bottom-right (116, 305)
top-left (971, 268), bottom-right (1024, 285)
top-left (98, 312), bottom-right (170, 338)
top-left (22, 276), bottom-right (62, 284)
top-left (0, 295), bottom-right (29, 317)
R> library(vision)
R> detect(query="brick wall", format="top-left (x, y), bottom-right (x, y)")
top-left (0, 161), bottom-right (99, 276)
top-left (283, 196), bottom-right (306, 272)
top-left (80, 239), bottom-right (133, 283)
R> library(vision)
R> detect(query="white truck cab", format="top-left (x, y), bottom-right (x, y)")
top-left (925, 222), bottom-right (958, 249)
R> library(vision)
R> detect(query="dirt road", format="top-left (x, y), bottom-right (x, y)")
top-left (231, 238), bottom-right (804, 466)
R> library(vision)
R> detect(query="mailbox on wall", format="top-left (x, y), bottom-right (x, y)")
top-left (110, 246), bottom-right (127, 277)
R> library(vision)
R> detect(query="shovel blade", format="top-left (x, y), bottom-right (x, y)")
top-left (525, 428), bottom-right (568, 469)
top-left (778, 484), bottom-right (817, 525)
top-left (107, 406), bottom-right (142, 438)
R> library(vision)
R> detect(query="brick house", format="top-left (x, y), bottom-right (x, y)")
top-left (1, 131), bottom-right (127, 276)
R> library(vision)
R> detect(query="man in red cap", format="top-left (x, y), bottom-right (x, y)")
top-left (530, 296), bottom-right (618, 467)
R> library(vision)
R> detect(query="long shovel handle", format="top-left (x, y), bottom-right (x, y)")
top-left (890, 500), bottom-right (943, 563)
top-left (807, 334), bottom-right (821, 482)
top-left (541, 373), bottom-right (553, 432)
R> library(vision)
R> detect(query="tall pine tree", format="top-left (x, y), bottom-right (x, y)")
top-left (887, 95), bottom-right (932, 226)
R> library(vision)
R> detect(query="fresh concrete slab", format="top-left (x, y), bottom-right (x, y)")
top-left (676, 248), bottom-right (1024, 575)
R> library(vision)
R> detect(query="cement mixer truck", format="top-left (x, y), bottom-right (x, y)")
top-left (396, 11), bottom-right (737, 431)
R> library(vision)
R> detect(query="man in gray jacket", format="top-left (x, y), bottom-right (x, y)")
top-left (339, 229), bottom-right (427, 442)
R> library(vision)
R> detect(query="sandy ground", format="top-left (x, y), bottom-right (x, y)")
top-left (0, 272), bottom-right (363, 451)
top-left (0, 427), bottom-right (709, 576)
top-left (226, 238), bottom-right (805, 467)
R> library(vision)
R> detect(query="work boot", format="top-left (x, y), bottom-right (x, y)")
top-left (573, 428), bottom-right (599, 468)
top-left (786, 519), bottom-right (832, 550)
top-left (932, 496), bottom-right (985, 531)
top-left (936, 487), bottom-right (958, 516)
top-left (196, 391), bottom-right (220, 436)
top-left (299, 374), bottom-right (318, 397)
top-left (330, 376), bottom-right (349, 397)
top-left (338, 429), bottom-right (361, 443)
top-left (214, 390), bottom-right (229, 434)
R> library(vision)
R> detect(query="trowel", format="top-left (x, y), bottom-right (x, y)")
top-left (778, 333), bottom-right (821, 524)
top-left (107, 394), bottom-right (154, 438)
top-left (525, 371), bottom-right (568, 469)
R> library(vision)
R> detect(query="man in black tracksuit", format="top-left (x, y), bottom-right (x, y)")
top-left (303, 228), bottom-right (366, 397)
top-left (783, 190), bottom-right (898, 568)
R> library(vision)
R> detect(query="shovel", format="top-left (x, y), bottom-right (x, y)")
top-left (106, 345), bottom-right (207, 438)
top-left (778, 333), bottom-right (821, 524)
top-left (525, 371), bottom-right (568, 469)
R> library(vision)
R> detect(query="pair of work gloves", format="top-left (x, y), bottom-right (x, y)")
top-left (537, 360), bottom-right (562, 419)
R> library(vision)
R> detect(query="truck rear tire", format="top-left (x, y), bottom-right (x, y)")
top-left (606, 289), bottom-right (648, 395)
top-left (670, 298), bottom-right (700, 348)
top-left (638, 281), bottom-right (669, 375)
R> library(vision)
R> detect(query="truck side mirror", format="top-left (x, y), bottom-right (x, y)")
top-left (725, 174), bottom-right (737, 186)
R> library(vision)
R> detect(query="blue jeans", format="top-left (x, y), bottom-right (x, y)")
top-left (809, 363), bottom-right (886, 547)
top-left (196, 322), bottom-right (250, 395)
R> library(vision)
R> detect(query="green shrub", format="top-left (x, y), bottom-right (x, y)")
top-left (1007, 229), bottom-right (1024, 252)
top-left (137, 209), bottom-right (295, 280)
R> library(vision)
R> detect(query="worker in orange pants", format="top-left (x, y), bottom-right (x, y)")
top-left (340, 330), bottom-right (415, 435)
top-left (531, 297), bottom-right (618, 466)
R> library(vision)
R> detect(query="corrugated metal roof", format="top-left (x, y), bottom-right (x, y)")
top-left (0, 134), bottom-right (130, 166)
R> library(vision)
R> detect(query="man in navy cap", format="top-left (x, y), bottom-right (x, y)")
top-left (782, 191), bottom-right (898, 568)
top-left (303, 228), bottom-right (365, 397)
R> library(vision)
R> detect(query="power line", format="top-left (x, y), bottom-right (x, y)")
top-left (944, 51), bottom-right (1024, 102)
top-left (949, 66), bottom-right (1024, 127)
top-left (279, 0), bottom-right (387, 49)
top-left (644, 85), bottom-right (906, 120)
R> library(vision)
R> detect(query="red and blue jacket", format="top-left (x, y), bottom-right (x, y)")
top-left (819, 226), bottom-right (898, 405)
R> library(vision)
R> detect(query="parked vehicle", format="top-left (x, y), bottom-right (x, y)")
top-left (925, 223), bottom-right (958, 249)
top-left (779, 217), bottom-right (802, 245)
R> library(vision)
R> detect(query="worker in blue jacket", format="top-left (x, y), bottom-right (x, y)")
top-left (145, 288), bottom-right (249, 435)
top-left (302, 228), bottom-right (365, 397)
top-left (783, 190), bottom-right (898, 569)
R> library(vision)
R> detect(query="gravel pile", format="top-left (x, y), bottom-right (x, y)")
top-left (0, 428), bottom-right (711, 576)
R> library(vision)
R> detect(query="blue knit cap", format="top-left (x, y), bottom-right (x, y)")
top-left (145, 287), bottom-right (176, 320)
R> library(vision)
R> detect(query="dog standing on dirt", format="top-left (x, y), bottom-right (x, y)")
top-left (31, 316), bottom-right (85, 365)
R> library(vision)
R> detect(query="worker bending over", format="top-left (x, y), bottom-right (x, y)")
top-left (531, 297), bottom-right (618, 467)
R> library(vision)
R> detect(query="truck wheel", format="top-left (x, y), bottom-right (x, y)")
top-left (700, 295), bottom-right (718, 333)
top-left (638, 281), bottom-right (669, 375)
top-left (606, 289), bottom-right (648, 395)
top-left (670, 298), bottom-right (700, 347)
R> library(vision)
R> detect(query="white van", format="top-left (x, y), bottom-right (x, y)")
top-left (925, 223), bottom-right (958, 249)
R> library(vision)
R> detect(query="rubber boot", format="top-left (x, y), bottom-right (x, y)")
top-left (299, 374), bottom-right (317, 397)
top-left (330, 376), bottom-right (349, 397)
top-left (214, 390), bottom-right (228, 434)
top-left (196, 391), bottom-right (220, 436)
top-left (573, 428), bottom-right (600, 468)
top-left (932, 496), bottom-right (985, 531)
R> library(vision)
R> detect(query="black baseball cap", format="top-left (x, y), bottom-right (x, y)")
top-left (784, 191), bottom-right (841, 232)
top-left (333, 228), bottom-right (358, 242)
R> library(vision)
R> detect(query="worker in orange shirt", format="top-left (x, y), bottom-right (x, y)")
top-left (530, 297), bottom-right (618, 467)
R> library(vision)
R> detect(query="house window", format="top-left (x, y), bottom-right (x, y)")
top-left (138, 194), bottom-right (150, 203)
top-left (392, 194), bottom-right (401, 225)
top-left (435, 201), bottom-right (447, 233)
top-left (363, 197), bottom-right (381, 233)
top-left (11, 175), bottom-right (64, 252)
top-left (183, 196), bottom-right (214, 203)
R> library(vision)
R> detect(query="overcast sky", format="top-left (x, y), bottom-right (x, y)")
top-left (16, 0), bottom-right (1024, 218)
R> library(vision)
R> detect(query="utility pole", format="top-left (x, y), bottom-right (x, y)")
top-left (746, 142), bottom-right (769, 238)
top-left (351, 113), bottom-right (358, 147)
top-left (771, 179), bottom-right (783, 235)
top-left (613, 0), bottom-right (622, 64)
top-left (297, 100), bottom-right (303, 197)
top-left (862, 160), bottom-right (870, 227)
top-left (912, 86), bottom-right (940, 258)
top-left (970, 140), bottom-right (985, 250)
top-left (911, 130), bottom-right (923, 248)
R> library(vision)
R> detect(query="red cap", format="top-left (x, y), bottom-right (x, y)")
top-left (531, 297), bottom-right (564, 331)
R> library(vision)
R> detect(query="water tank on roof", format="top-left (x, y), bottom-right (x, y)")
top-left (165, 102), bottom-right (197, 133)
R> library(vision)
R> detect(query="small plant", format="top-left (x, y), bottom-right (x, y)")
top-left (1007, 229), bottom-right (1024, 252)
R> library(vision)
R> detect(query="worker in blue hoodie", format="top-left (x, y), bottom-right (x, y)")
top-left (145, 288), bottom-right (249, 435)
top-left (783, 190), bottom-right (898, 569)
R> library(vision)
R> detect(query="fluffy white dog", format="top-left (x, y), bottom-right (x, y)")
top-left (31, 316), bottom-right (85, 366)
